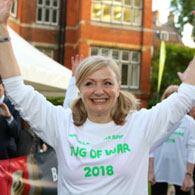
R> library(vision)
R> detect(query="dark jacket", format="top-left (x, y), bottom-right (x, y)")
top-left (0, 97), bottom-right (21, 159)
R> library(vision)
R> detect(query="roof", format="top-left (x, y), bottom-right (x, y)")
top-left (8, 27), bottom-right (72, 97)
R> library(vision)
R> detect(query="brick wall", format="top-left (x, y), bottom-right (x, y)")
top-left (9, 0), bottom-right (153, 107)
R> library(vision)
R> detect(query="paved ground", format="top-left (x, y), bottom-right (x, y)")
top-left (167, 186), bottom-right (175, 195)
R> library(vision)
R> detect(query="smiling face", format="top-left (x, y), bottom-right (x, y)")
top-left (79, 66), bottom-right (120, 123)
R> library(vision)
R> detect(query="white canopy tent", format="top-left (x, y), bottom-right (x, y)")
top-left (8, 27), bottom-right (72, 97)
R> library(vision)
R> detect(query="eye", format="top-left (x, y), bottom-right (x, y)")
top-left (85, 81), bottom-right (93, 86)
top-left (104, 81), bottom-right (113, 86)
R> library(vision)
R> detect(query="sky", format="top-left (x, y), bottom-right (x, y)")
top-left (152, 0), bottom-right (195, 48)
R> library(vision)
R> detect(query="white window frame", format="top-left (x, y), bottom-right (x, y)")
top-left (90, 46), bottom-right (141, 89)
top-left (36, 0), bottom-right (60, 26)
top-left (37, 47), bottom-right (54, 59)
top-left (91, 0), bottom-right (142, 26)
top-left (11, 0), bottom-right (18, 17)
top-left (160, 31), bottom-right (169, 41)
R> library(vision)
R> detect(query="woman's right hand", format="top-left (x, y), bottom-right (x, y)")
top-left (0, 0), bottom-right (14, 24)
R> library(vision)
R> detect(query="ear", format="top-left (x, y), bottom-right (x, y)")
top-left (118, 84), bottom-right (121, 90)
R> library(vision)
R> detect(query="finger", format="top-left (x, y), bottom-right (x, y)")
top-left (75, 54), bottom-right (79, 64)
top-left (177, 72), bottom-right (184, 81)
top-left (152, 177), bottom-right (156, 185)
top-left (0, 103), bottom-right (5, 109)
top-left (71, 56), bottom-right (75, 67)
top-left (3, 0), bottom-right (13, 13)
top-left (8, 0), bottom-right (15, 8)
top-left (80, 55), bottom-right (84, 62)
top-left (181, 185), bottom-right (189, 192)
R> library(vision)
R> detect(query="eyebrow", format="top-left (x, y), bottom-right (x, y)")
top-left (85, 78), bottom-right (113, 82)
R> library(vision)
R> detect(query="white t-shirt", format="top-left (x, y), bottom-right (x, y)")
top-left (62, 77), bottom-right (185, 154)
top-left (150, 115), bottom-right (195, 186)
top-left (3, 76), bottom-right (195, 195)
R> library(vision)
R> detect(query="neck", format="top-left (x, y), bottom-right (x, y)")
top-left (88, 114), bottom-right (113, 124)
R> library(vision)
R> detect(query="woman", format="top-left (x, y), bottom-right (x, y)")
top-left (1, 1), bottom-right (195, 194)
top-left (148, 85), bottom-right (195, 195)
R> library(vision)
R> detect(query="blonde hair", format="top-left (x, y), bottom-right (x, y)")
top-left (160, 85), bottom-right (179, 101)
top-left (71, 55), bottom-right (139, 126)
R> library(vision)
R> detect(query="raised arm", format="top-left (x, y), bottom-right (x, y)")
top-left (0, 0), bottom-right (21, 78)
top-left (63, 55), bottom-right (83, 109)
top-left (0, 0), bottom-right (67, 149)
top-left (177, 57), bottom-right (195, 85)
top-left (71, 55), bottom-right (84, 77)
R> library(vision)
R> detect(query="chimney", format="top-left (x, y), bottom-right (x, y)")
top-left (168, 11), bottom-right (175, 26)
top-left (153, 10), bottom-right (160, 26)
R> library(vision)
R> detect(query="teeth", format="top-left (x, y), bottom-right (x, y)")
top-left (93, 99), bottom-right (106, 102)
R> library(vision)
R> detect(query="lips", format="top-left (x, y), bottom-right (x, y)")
top-left (91, 98), bottom-right (107, 103)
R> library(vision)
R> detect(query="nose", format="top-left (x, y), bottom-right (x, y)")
top-left (94, 84), bottom-right (104, 96)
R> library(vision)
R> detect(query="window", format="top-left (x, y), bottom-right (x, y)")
top-left (36, 0), bottom-right (60, 25)
top-left (92, 0), bottom-right (142, 26)
top-left (11, 0), bottom-right (18, 17)
top-left (90, 47), bottom-right (141, 89)
top-left (37, 47), bottom-right (54, 59)
top-left (160, 31), bottom-right (169, 41)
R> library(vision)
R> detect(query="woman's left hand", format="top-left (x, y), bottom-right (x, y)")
top-left (177, 57), bottom-right (195, 85)
top-left (71, 54), bottom-right (84, 76)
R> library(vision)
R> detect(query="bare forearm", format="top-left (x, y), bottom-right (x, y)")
top-left (0, 24), bottom-right (21, 79)
top-left (186, 162), bottom-right (194, 176)
top-left (148, 158), bottom-right (154, 173)
top-left (181, 162), bottom-right (194, 191)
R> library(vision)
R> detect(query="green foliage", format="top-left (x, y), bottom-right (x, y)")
top-left (170, 0), bottom-right (195, 39)
top-left (148, 44), bottom-right (195, 108)
top-left (47, 97), bottom-right (64, 106)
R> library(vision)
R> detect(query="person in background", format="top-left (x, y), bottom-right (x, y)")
top-left (0, 75), bottom-right (21, 159)
top-left (1, 1), bottom-right (195, 194)
top-left (188, 106), bottom-right (195, 195)
top-left (63, 55), bottom-right (83, 109)
top-left (148, 85), bottom-right (195, 195)
top-left (17, 119), bottom-right (48, 156)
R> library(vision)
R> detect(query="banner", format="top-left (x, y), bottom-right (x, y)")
top-left (157, 41), bottom-right (166, 93)
top-left (0, 148), bottom-right (57, 195)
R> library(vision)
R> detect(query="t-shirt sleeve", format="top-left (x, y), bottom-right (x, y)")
top-left (3, 76), bottom-right (66, 149)
top-left (137, 83), bottom-right (195, 148)
top-left (63, 76), bottom-right (78, 109)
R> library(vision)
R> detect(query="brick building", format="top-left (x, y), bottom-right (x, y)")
top-left (153, 10), bottom-right (183, 50)
top-left (8, 0), bottom-right (153, 107)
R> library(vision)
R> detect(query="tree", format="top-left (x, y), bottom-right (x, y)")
top-left (148, 44), bottom-right (195, 108)
top-left (170, 0), bottom-right (195, 40)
